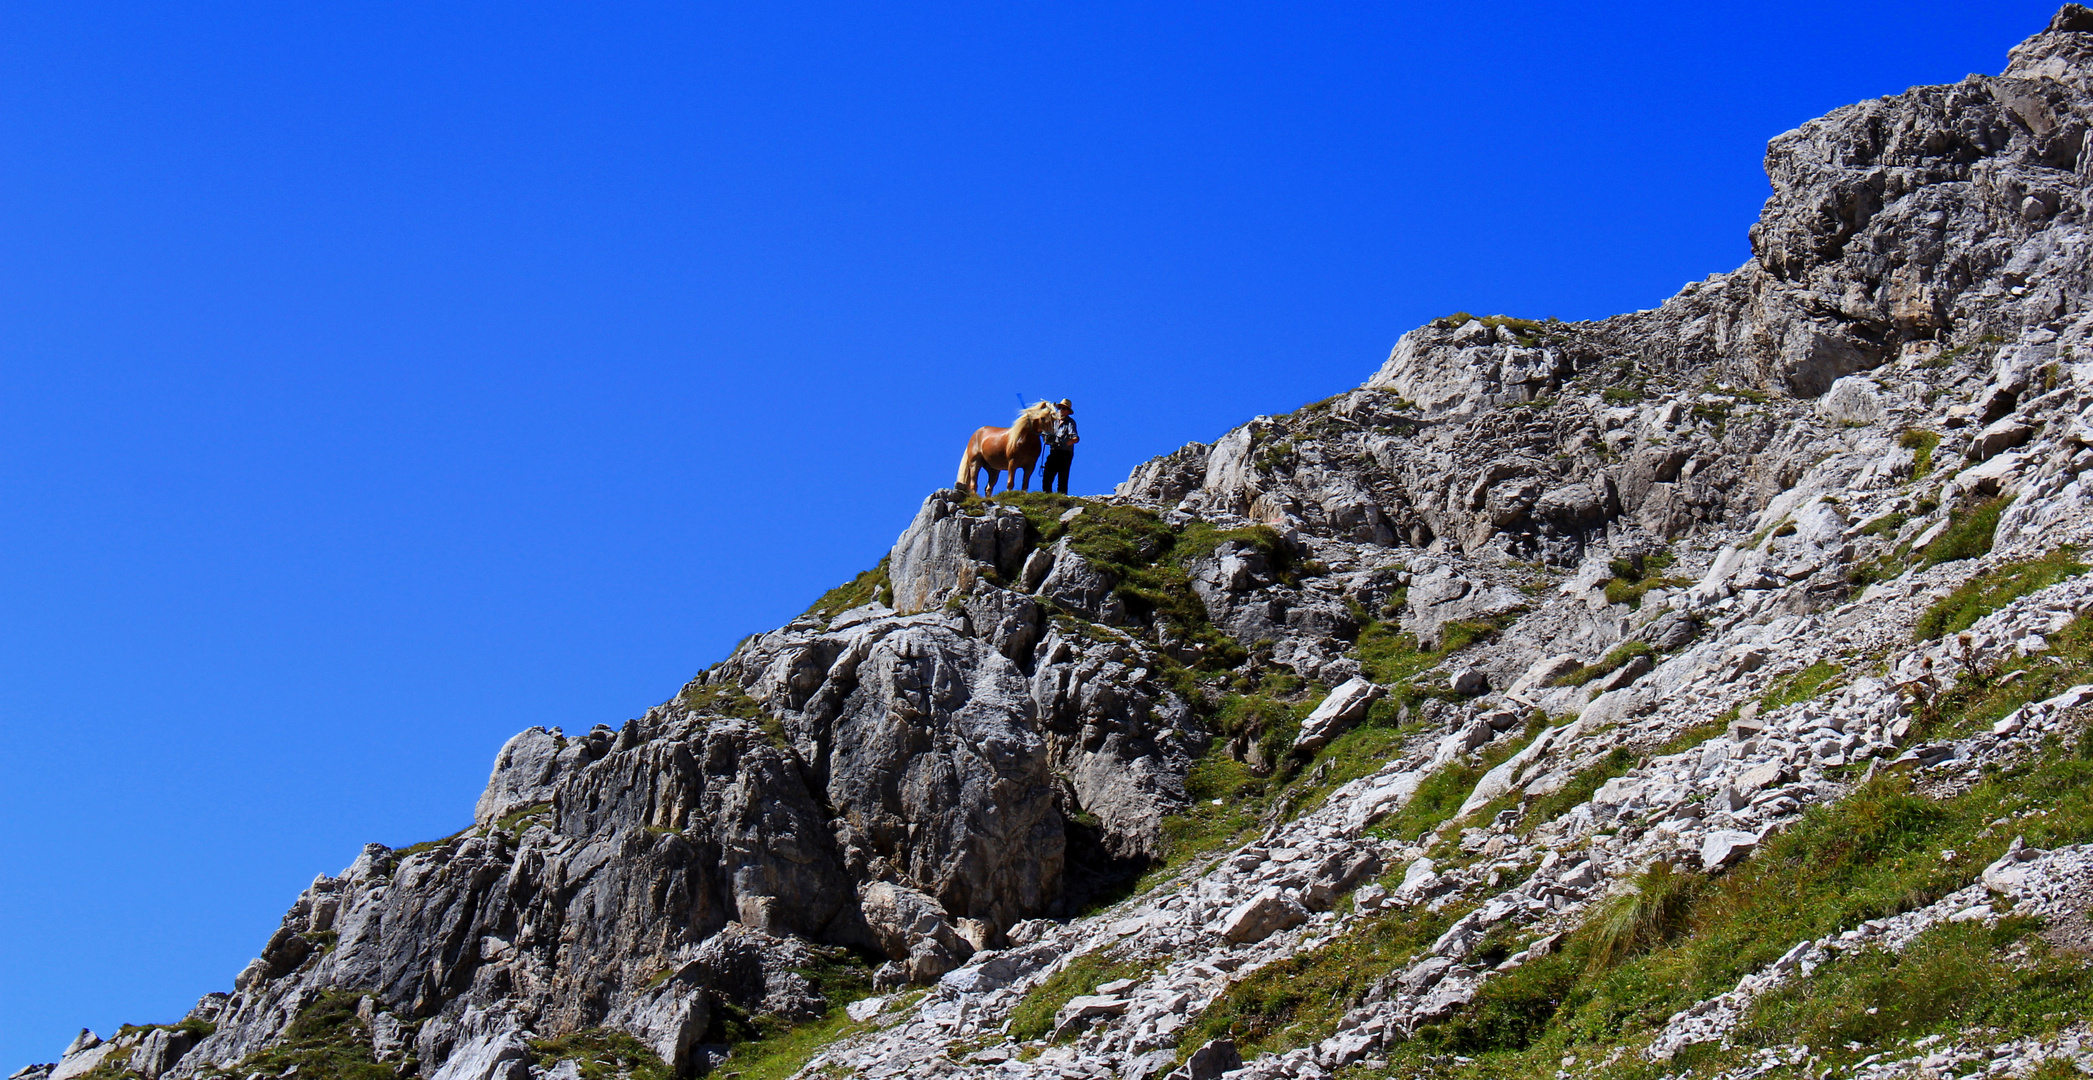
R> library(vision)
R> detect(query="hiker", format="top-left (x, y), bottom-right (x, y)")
top-left (1041, 399), bottom-right (1079, 494)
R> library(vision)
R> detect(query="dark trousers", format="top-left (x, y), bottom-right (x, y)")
top-left (1041, 447), bottom-right (1073, 494)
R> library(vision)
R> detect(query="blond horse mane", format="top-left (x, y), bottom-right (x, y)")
top-left (1012, 400), bottom-right (1058, 438)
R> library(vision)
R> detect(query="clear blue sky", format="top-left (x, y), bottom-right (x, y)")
top-left (0, 0), bottom-right (2056, 1063)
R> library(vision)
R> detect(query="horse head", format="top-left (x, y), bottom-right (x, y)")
top-left (1015, 401), bottom-right (1058, 438)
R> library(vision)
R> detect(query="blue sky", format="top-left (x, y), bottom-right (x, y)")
top-left (0, 0), bottom-right (2058, 1063)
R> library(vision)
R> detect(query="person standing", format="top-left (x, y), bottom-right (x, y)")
top-left (1041, 398), bottom-right (1079, 494)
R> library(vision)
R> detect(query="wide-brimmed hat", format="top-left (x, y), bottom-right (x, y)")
top-left (1057, 398), bottom-right (1073, 412)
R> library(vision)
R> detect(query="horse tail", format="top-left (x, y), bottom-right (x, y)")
top-left (956, 436), bottom-right (976, 493)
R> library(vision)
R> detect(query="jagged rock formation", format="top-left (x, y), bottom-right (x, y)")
top-left (26, 8), bottom-right (2093, 1080)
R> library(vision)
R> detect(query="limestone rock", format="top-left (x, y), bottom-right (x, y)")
top-left (1291, 677), bottom-right (1383, 756)
top-left (1218, 886), bottom-right (1309, 944)
top-left (888, 493), bottom-right (1027, 614)
top-left (1165, 1038), bottom-right (1244, 1080)
top-left (858, 881), bottom-right (974, 982)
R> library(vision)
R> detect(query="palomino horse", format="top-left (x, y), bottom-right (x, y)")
top-left (958, 401), bottom-right (1059, 495)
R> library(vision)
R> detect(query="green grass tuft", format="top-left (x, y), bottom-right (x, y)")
top-left (1915, 547), bottom-right (2087, 641)
top-left (1008, 952), bottom-right (1159, 1043)
top-left (1900, 428), bottom-right (1941, 480)
top-left (1556, 642), bottom-right (1654, 688)
top-left (801, 557), bottom-right (893, 623)
top-left (1918, 494), bottom-right (2011, 567)
top-left (1758, 659), bottom-right (1844, 713)
top-left (529, 1029), bottom-right (674, 1080)
top-left (1585, 862), bottom-right (1710, 972)
top-left (1173, 907), bottom-right (1455, 1059)
top-left (230, 991), bottom-right (398, 1080)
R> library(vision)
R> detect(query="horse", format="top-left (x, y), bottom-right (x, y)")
top-left (957, 401), bottom-right (1060, 495)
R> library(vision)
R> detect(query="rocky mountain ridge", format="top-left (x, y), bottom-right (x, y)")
top-left (22, 8), bottom-right (2093, 1080)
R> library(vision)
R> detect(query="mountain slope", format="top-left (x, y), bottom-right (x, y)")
top-left (22, 8), bottom-right (2093, 1080)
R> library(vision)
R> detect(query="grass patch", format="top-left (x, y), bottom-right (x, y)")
top-left (530, 1030), bottom-right (673, 1080)
top-left (1352, 611), bottom-right (1523, 687)
top-left (705, 946), bottom-right (877, 1079)
top-left (491, 802), bottom-right (552, 841)
top-left (1174, 906), bottom-right (1456, 1060)
top-left (1731, 917), bottom-right (2092, 1059)
top-left (395, 824), bottom-right (474, 861)
top-left (1371, 717), bottom-right (1549, 845)
top-left (1556, 642), bottom-right (1654, 688)
top-left (1758, 659), bottom-right (1844, 713)
top-left (1278, 721), bottom-right (1422, 820)
top-left (1523, 747), bottom-right (1636, 831)
top-left (1914, 611), bottom-right (2093, 738)
top-left (801, 557), bottom-right (893, 623)
top-left (1599, 552), bottom-right (1687, 610)
top-left (1918, 494), bottom-right (2011, 567)
top-left (114, 1019), bottom-right (217, 1040)
top-left (1584, 862), bottom-right (1710, 972)
top-left (1914, 547), bottom-right (2087, 641)
top-left (1900, 428), bottom-right (1941, 480)
top-left (679, 680), bottom-right (771, 723)
top-left (1354, 672), bottom-right (2093, 1080)
top-left (1008, 951), bottom-right (1159, 1042)
top-left (1212, 690), bottom-right (1312, 773)
top-left (710, 1012), bottom-right (865, 1080)
top-left (993, 494), bottom-right (1280, 668)
top-left (1431, 312), bottom-right (1558, 345)
top-left (231, 991), bottom-right (397, 1080)
top-left (1603, 383), bottom-right (1646, 403)
top-left (1857, 511), bottom-right (1908, 538)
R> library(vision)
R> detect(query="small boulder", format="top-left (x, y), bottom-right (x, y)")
top-left (1217, 887), bottom-right (1309, 944)
top-left (1701, 829), bottom-right (1761, 872)
top-left (1164, 1039), bottom-right (1244, 1080)
top-left (1050, 995), bottom-right (1129, 1040)
top-left (1291, 677), bottom-right (1384, 756)
top-left (1641, 611), bottom-right (1699, 653)
top-left (1449, 668), bottom-right (1490, 695)
top-left (1509, 654), bottom-right (1584, 696)
top-left (1596, 653), bottom-right (1653, 692)
top-left (1969, 416), bottom-right (2034, 462)
top-left (858, 881), bottom-right (973, 983)
top-left (1735, 760), bottom-right (1789, 792)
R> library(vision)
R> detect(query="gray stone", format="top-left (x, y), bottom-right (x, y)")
top-left (1642, 610), bottom-right (1701, 651)
top-left (1510, 654), bottom-right (1584, 695)
top-left (48, 1045), bottom-right (114, 1080)
top-left (1449, 668), bottom-right (1489, 695)
top-left (858, 881), bottom-right (973, 983)
top-left (888, 493), bottom-right (1027, 613)
top-left (1596, 653), bottom-right (1653, 692)
top-left (1701, 829), bottom-right (1763, 873)
top-left (1819, 375), bottom-right (1885, 424)
top-left (1970, 416), bottom-right (2036, 461)
top-left (1217, 887), bottom-right (1309, 944)
top-left (427, 1025), bottom-right (530, 1080)
top-left (1051, 995), bottom-right (1128, 1039)
top-left (472, 726), bottom-right (565, 825)
top-left (1037, 538), bottom-right (1127, 624)
top-left (1736, 760), bottom-right (1790, 792)
top-left (1164, 1039), bottom-right (1243, 1080)
top-left (127, 1029), bottom-right (195, 1080)
top-left (1291, 677), bottom-right (1384, 756)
